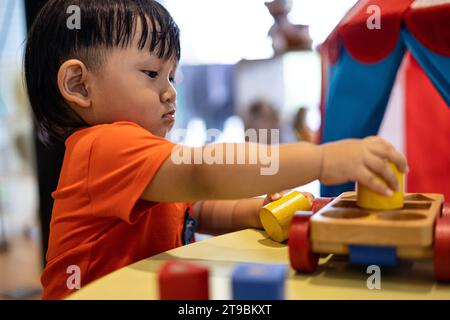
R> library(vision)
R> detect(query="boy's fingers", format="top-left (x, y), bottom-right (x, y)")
top-left (365, 155), bottom-right (398, 191)
top-left (263, 193), bottom-right (281, 205)
top-left (368, 139), bottom-right (391, 158)
top-left (369, 140), bottom-right (409, 173)
top-left (272, 190), bottom-right (291, 199)
top-left (270, 193), bottom-right (282, 200)
top-left (359, 168), bottom-right (392, 197)
top-left (388, 149), bottom-right (408, 174)
top-left (300, 192), bottom-right (315, 203)
top-left (268, 190), bottom-right (309, 204)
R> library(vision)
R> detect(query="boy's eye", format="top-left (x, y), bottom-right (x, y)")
top-left (143, 71), bottom-right (158, 79)
top-left (169, 77), bottom-right (176, 84)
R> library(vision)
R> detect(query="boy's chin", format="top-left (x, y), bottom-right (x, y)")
top-left (150, 125), bottom-right (174, 138)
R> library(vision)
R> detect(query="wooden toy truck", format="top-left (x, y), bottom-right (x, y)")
top-left (289, 192), bottom-right (450, 282)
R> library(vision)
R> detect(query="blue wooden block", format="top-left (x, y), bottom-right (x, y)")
top-left (349, 245), bottom-right (397, 267)
top-left (232, 263), bottom-right (287, 300)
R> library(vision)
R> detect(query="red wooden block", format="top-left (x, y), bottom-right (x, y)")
top-left (311, 197), bottom-right (335, 213)
top-left (434, 216), bottom-right (450, 282)
top-left (158, 260), bottom-right (209, 300)
top-left (288, 212), bottom-right (319, 273)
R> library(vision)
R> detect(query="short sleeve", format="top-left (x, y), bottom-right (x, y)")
top-left (87, 122), bottom-right (176, 224)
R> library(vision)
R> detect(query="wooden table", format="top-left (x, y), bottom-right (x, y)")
top-left (69, 229), bottom-right (450, 300)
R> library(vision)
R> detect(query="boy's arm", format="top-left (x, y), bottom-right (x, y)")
top-left (191, 192), bottom-right (312, 235)
top-left (140, 137), bottom-right (408, 203)
top-left (191, 198), bottom-right (264, 235)
top-left (141, 142), bottom-right (322, 202)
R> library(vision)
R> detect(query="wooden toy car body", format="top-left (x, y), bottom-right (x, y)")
top-left (289, 192), bottom-right (450, 281)
top-left (310, 192), bottom-right (443, 260)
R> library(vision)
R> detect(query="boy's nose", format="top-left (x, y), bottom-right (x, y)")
top-left (161, 83), bottom-right (177, 104)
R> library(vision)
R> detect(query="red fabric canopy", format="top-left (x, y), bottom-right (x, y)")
top-left (405, 53), bottom-right (450, 197)
top-left (323, 0), bottom-right (450, 64)
top-left (405, 3), bottom-right (450, 57)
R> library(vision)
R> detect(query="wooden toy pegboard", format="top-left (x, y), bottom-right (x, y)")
top-left (309, 192), bottom-right (444, 259)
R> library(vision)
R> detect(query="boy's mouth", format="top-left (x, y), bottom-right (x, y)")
top-left (162, 109), bottom-right (176, 121)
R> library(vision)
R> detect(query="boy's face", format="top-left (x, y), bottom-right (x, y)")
top-left (88, 34), bottom-right (178, 137)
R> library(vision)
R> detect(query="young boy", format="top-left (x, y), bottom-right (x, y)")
top-left (25, 0), bottom-right (407, 299)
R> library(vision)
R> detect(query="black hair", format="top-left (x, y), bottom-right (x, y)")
top-left (25, 0), bottom-right (180, 144)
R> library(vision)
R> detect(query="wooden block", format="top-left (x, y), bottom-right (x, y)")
top-left (260, 191), bottom-right (311, 243)
top-left (357, 162), bottom-right (404, 210)
top-left (310, 192), bottom-right (444, 247)
top-left (158, 260), bottom-right (209, 300)
top-left (232, 263), bottom-right (287, 300)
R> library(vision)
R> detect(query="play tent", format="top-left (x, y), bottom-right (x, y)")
top-left (320, 0), bottom-right (450, 199)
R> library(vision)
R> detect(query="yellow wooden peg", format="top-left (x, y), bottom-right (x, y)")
top-left (357, 161), bottom-right (404, 210)
top-left (260, 191), bottom-right (312, 242)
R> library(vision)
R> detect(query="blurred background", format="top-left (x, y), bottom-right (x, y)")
top-left (0, 0), bottom-right (358, 299)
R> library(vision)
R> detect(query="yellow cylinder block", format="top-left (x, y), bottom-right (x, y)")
top-left (357, 162), bottom-right (404, 210)
top-left (259, 191), bottom-right (312, 243)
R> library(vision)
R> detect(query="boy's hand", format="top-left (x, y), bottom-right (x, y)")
top-left (319, 136), bottom-right (409, 196)
top-left (262, 191), bottom-right (314, 206)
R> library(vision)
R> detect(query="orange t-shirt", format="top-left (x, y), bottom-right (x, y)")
top-left (41, 121), bottom-right (192, 300)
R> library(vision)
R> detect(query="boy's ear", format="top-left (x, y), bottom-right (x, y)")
top-left (57, 59), bottom-right (91, 109)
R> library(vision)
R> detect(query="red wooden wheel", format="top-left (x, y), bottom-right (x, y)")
top-left (288, 212), bottom-right (319, 273)
top-left (434, 216), bottom-right (450, 282)
top-left (311, 197), bottom-right (335, 213)
top-left (442, 203), bottom-right (450, 217)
